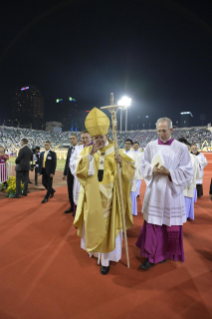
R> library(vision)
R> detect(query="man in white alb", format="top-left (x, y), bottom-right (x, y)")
top-left (122, 139), bottom-right (138, 216)
top-left (178, 138), bottom-right (200, 221)
top-left (136, 117), bottom-right (193, 270)
top-left (69, 130), bottom-right (92, 213)
top-left (133, 141), bottom-right (143, 197)
top-left (191, 144), bottom-right (208, 198)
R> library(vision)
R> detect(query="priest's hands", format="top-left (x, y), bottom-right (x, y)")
top-left (153, 163), bottom-right (170, 177)
top-left (115, 154), bottom-right (122, 166)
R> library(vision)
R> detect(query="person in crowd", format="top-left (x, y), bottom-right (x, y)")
top-left (136, 117), bottom-right (193, 270)
top-left (11, 138), bottom-right (33, 198)
top-left (209, 179), bottom-right (212, 202)
top-left (70, 130), bottom-right (92, 216)
top-left (133, 141), bottom-right (143, 197)
top-left (39, 141), bottom-right (57, 204)
top-left (178, 138), bottom-right (200, 221)
top-left (33, 147), bottom-right (40, 186)
top-left (191, 144), bottom-right (208, 198)
top-left (63, 134), bottom-right (78, 214)
top-left (0, 145), bottom-right (9, 186)
top-left (122, 139), bottom-right (138, 216)
top-left (74, 108), bottom-right (135, 275)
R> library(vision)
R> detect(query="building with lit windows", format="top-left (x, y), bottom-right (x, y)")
top-left (11, 85), bottom-right (44, 129)
top-left (55, 97), bottom-right (87, 131)
top-left (180, 111), bottom-right (193, 127)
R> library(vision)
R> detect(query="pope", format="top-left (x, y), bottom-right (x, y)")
top-left (74, 107), bottom-right (135, 275)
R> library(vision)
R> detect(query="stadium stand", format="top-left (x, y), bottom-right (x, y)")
top-left (0, 125), bottom-right (212, 152)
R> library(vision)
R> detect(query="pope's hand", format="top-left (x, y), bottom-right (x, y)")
top-left (153, 163), bottom-right (170, 177)
top-left (90, 140), bottom-right (103, 156)
top-left (115, 154), bottom-right (122, 166)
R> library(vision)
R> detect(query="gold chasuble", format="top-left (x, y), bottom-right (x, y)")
top-left (74, 140), bottom-right (135, 253)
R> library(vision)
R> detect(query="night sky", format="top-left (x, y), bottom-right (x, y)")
top-left (1, 0), bottom-right (212, 128)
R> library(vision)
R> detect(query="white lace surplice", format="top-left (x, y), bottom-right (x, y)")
top-left (141, 140), bottom-right (193, 226)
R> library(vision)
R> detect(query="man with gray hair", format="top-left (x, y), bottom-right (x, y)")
top-left (136, 117), bottom-right (193, 270)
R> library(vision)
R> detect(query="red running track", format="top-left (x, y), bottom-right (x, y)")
top-left (0, 154), bottom-right (212, 319)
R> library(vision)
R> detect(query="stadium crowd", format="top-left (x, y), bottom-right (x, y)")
top-left (0, 125), bottom-right (212, 152)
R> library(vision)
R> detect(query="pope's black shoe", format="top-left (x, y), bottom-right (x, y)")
top-left (140, 258), bottom-right (154, 270)
top-left (100, 263), bottom-right (110, 275)
top-left (41, 198), bottom-right (48, 203)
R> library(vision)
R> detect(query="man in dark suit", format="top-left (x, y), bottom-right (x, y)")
top-left (39, 141), bottom-right (57, 203)
top-left (33, 146), bottom-right (40, 186)
top-left (63, 134), bottom-right (78, 214)
top-left (11, 138), bottom-right (33, 198)
top-left (209, 179), bottom-right (212, 202)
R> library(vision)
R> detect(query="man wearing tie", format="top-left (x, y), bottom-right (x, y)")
top-left (11, 138), bottom-right (33, 198)
top-left (63, 134), bottom-right (78, 214)
top-left (39, 141), bottom-right (57, 203)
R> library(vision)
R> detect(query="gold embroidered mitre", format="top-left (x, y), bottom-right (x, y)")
top-left (85, 107), bottom-right (110, 136)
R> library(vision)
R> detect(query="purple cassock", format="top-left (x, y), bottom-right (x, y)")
top-left (136, 138), bottom-right (185, 264)
top-left (136, 221), bottom-right (184, 263)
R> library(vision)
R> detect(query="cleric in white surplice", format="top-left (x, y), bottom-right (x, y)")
top-left (136, 117), bottom-right (193, 270)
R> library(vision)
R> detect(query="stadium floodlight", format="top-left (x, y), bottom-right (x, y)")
top-left (118, 96), bottom-right (132, 132)
top-left (118, 96), bottom-right (132, 108)
top-left (180, 111), bottom-right (193, 117)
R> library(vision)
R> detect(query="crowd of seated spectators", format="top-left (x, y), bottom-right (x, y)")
top-left (0, 125), bottom-right (212, 153)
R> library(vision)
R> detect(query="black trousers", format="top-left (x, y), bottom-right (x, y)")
top-left (16, 170), bottom-right (29, 196)
top-left (42, 169), bottom-right (55, 199)
top-left (67, 173), bottom-right (74, 210)
top-left (196, 184), bottom-right (203, 197)
top-left (35, 167), bottom-right (39, 184)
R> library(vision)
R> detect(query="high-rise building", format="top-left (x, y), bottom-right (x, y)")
top-left (180, 112), bottom-right (193, 127)
top-left (11, 85), bottom-right (44, 129)
top-left (55, 97), bottom-right (85, 131)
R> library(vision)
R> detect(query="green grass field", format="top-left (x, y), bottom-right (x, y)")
top-left (8, 157), bottom-right (66, 171)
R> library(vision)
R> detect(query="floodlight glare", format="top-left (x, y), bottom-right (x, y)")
top-left (118, 96), bottom-right (132, 108)
top-left (118, 96), bottom-right (132, 132)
